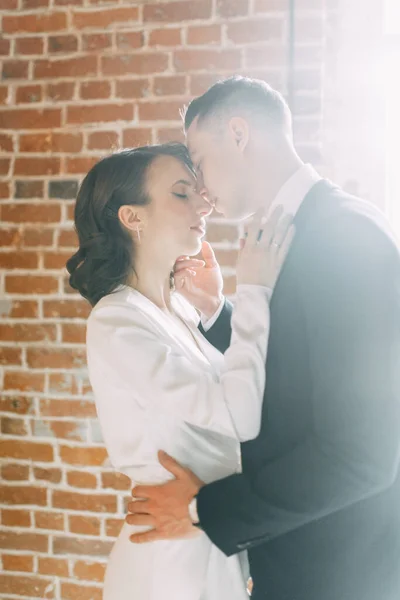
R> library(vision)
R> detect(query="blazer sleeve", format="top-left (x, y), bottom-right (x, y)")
top-left (196, 213), bottom-right (400, 556)
top-left (86, 285), bottom-right (271, 477)
top-left (198, 298), bottom-right (233, 354)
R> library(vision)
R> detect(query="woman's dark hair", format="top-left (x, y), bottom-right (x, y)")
top-left (66, 142), bottom-right (194, 307)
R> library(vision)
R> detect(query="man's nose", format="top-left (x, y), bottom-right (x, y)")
top-left (196, 193), bottom-right (214, 217)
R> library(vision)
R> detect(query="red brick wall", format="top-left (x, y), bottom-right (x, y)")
top-left (0, 1), bottom-right (327, 597)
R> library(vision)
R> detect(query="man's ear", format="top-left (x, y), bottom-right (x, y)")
top-left (228, 117), bottom-right (249, 153)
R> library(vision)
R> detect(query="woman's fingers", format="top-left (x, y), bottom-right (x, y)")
top-left (262, 213), bottom-right (293, 250)
top-left (174, 259), bottom-right (205, 274)
top-left (277, 224), bottom-right (295, 264)
top-left (259, 205), bottom-right (284, 247)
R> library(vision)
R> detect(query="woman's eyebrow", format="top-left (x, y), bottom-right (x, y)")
top-left (171, 179), bottom-right (193, 186)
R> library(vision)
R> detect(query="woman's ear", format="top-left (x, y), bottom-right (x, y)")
top-left (228, 117), bottom-right (249, 153)
top-left (118, 205), bottom-right (143, 237)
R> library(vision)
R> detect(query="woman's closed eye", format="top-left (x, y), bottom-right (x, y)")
top-left (173, 192), bottom-right (188, 200)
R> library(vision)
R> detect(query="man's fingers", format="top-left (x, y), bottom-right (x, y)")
top-left (174, 259), bottom-right (204, 273)
top-left (277, 224), bottom-right (295, 263)
top-left (246, 208), bottom-right (265, 245)
top-left (129, 530), bottom-right (160, 544)
top-left (158, 450), bottom-right (188, 479)
top-left (261, 205), bottom-right (284, 246)
top-left (200, 241), bottom-right (218, 267)
top-left (131, 485), bottom-right (153, 500)
top-left (126, 513), bottom-right (155, 527)
top-left (127, 498), bottom-right (150, 514)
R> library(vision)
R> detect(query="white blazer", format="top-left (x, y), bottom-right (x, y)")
top-left (86, 284), bottom-right (271, 600)
top-left (86, 284), bottom-right (271, 486)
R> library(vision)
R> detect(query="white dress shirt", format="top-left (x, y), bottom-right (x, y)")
top-left (86, 283), bottom-right (272, 600)
top-left (201, 163), bottom-right (321, 331)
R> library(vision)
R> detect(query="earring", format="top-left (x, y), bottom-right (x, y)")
top-left (134, 228), bottom-right (141, 243)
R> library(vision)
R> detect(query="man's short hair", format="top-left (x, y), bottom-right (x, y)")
top-left (183, 75), bottom-right (292, 133)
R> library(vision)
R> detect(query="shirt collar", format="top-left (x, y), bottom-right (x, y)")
top-left (267, 163), bottom-right (322, 219)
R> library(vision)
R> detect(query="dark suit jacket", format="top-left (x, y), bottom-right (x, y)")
top-left (197, 180), bottom-right (400, 600)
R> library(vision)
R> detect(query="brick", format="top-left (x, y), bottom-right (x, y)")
top-left (87, 130), bottom-right (119, 150)
top-left (48, 372), bottom-right (79, 394)
top-left (34, 56), bottom-right (97, 79)
top-left (102, 53), bottom-right (168, 76)
top-left (66, 156), bottom-right (100, 174)
top-left (26, 347), bottom-right (86, 369)
top-left (2, 554), bottom-right (34, 572)
top-left (15, 36), bottom-right (44, 55)
top-left (144, 0), bottom-right (212, 22)
top-left (49, 179), bottom-right (78, 199)
top-left (227, 18), bottom-right (284, 43)
top-left (62, 323), bottom-right (86, 344)
top-left (2, 60), bottom-right (29, 79)
top-left (115, 78), bottom-right (150, 99)
top-left (244, 44), bottom-right (286, 67)
top-left (23, 0), bottom-right (49, 6)
top-left (116, 31), bottom-right (144, 50)
top-left (34, 419), bottom-right (87, 442)
top-left (82, 33), bottom-right (112, 51)
top-left (0, 181), bottom-right (10, 198)
top-left (23, 228), bottom-right (54, 247)
top-left (16, 84), bottom-right (43, 104)
top-left (67, 470), bottom-right (97, 489)
top-left (53, 489), bottom-right (116, 513)
top-left (39, 399), bottom-right (96, 418)
top-left (101, 471), bottom-right (130, 491)
top-left (0, 574), bottom-right (54, 598)
top-left (0, 108), bottom-right (61, 130)
top-left (253, 0), bottom-right (287, 10)
top-left (13, 299), bottom-right (41, 320)
top-left (1, 203), bottom-right (61, 223)
top-left (188, 74), bottom-right (220, 96)
top-left (38, 557), bottom-right (69, 577)
top-left (34, 467), bottom-right (62, 483)
top-left (1, 463), bottom-right (29, 480)
top-left (3, 12), bottom-right (67, 34)
top-left (61, 582), bottom-right (102, 600)
top-left (0, 484), bottom-right (48, 506)
top-left (43, 300), bottom-right (90, 320)
top-left (69, 514), bottom-right (101, 535)
top-left (105, 517), bottom-right (123, 537)
top-left (0, 347), bottom-right (23, 366)
top-left (0, 38), bottom-right (11, 56)
top-left (149, 28), bottom-right (181, 47)
top-left (139, 101), bottom-right (183, 121)
top-left (0, 440), bottom-right (54, 462)
top-left (0, 324), bottom-right (56, 342)
top-left (0, 228), bottom-right (19, 247)
top-left (1, 509), bottom-right (31, 527)
top-left (15, 180), bottom-right (44, 198)
top-left (58, 228), bottom-right (79, 246)
top-left (0, 530), bottom-right (48, 552)
top-left (35, 510), bottom-right (64, 531)
top-left (0, 395), bottom-right (34, 414)
top-left (122, 128), bottom-right (152, 147)
top-left (0, 157), bottom-right (11, 175)
top-left (216, 0), bottom-right (249, 17)
top-left (187, 25), bottom-right (222, 45)
top-left (3, 371), bottom-right (45, 392)
top-left (46, 81), bottom-right (75, 101)
top-left (60, 445), bottom-right (107, 466)
top-left (154, 75), bottom-right (186, 96)
top-left (72, 6), bottom-right (139, 29)
top-left (73, 7), bottom-right (139, 29)
top-left (1, 418), bottom-right (29, 437)
top-left (54, 536), bottom-right (113, 557)
top-left (173, 49), bottom-right (242, 72)
top-left (67, 103), bottom-right (133, 124)
top-left (0, 85), bottom-right (9, 104)
top-left (43, 250), bottom-right (72, 269)
top-left (49, 34), bottom-right (78, 53)
top-left (0, 0), bottom-right (18, 9)
top-left (156, 128), bottom-right (185, 143)
top-left (80, 80), bottom-right (111, 100)
top-left (73, 560), bottom-right (106, 582)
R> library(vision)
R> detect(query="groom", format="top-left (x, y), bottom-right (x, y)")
top-left (126, 77), bottom-right (400, 600)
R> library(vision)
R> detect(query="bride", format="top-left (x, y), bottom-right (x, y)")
top-left (67, 142), bottom-right (293, 600)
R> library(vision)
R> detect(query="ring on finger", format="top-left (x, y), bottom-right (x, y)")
top-left (271, 240), bottom-right (280, 249)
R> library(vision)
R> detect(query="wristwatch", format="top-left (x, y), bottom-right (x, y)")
top-left (188, 496), bottom-right (200, 525)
